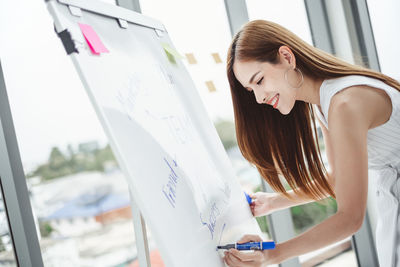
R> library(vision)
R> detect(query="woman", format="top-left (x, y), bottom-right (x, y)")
top-left (223, 20), bottom-right (400, 267)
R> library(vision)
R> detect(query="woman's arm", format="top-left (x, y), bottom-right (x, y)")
top-left (253, 170), bottom-right (335, 216)
top-left (269, 175), bottom-right (333, 211)
top-left (252, 107), bottom-right (336, 216)
top-left (273, 89), bottom-right (371, 262)
top-left (272, 91), bottom-right (371, 259)
top-left (225, 87), bottom-right (372, 266)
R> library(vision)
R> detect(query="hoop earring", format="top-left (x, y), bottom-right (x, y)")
top-left (284, 67), bottom-right (304, 89)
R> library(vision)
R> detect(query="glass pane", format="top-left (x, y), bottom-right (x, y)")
top-left (367, 0), bottom-right (400, 81)
top-left (1, 1), bottom-right (138, 266)
top-left (139, 0), bottom-right (234, 122)
top-left (246, 0), bottom-right (313, 45)
top-left (0, 182), bottom-right (17, 267)
top-left (28, 164), bottom-right (137, 266)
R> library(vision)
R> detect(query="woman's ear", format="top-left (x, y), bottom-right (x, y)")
top-left (278, 46), bottom-right (296, 68)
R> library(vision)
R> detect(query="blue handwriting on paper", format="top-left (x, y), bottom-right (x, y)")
top-left (160, 114), bottom-right (192, 145)
top-left (200, 202), bottom-right (221, 239)
top-left (162, 157), bottom-right (179, 208)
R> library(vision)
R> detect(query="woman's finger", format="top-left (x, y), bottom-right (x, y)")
top-left (229, 249), bottom-right (260, 262)
top-left (237, 234), bottom-right (263, 243)
top-left (224, 251), bottom-right (242, 267)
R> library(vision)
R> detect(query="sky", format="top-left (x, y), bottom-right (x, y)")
top-left (0, 0), bottom-right (398, 172)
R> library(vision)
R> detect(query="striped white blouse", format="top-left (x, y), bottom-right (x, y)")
top-left (315, 75), bottom-right (400, 267)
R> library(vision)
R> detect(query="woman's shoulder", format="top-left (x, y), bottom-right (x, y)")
top-left (321, 75), bottom-right (397, 129)
top-left (327, 77), bottom-right (394, 130)
top-left (321, 75), bottom-right (365, 108)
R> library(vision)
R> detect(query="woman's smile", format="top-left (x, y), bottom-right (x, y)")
top-left (267, 93), bottom-right (280, 108)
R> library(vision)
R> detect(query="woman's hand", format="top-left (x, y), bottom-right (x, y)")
top-left (250, 192), bottom-right (278, 217)
top-left (223, 235), bottom-right (281, 267)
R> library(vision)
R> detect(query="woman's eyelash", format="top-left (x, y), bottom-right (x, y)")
top-left (257, 77), bottom-right (264, 85)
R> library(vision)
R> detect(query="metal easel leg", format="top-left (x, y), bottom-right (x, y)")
top-left (129, 186), bottom-right (151, 267)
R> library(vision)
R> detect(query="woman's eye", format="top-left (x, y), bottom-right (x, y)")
top-left (257, 77), bottom-right (264, 85)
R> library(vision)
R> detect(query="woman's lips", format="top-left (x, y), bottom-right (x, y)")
top-left (267, 94), bottom-right (279, 108)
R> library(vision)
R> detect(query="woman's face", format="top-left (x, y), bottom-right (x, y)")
top-left (233, 49), bottom-right (299, 115)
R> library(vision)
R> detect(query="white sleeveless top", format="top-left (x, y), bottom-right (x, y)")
top-left (315, 75), bottom-right (400, 267)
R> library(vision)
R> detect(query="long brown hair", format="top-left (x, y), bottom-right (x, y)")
top-left (227, 20), bottom-right (400, 200)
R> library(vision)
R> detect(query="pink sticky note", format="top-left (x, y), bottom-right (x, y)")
top-left (78, 23), bottom-right (109, 54)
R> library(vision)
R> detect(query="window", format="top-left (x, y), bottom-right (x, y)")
top-left (0, 183), bottom-right (17, 266)
top-left (367, 0), bottom-right (400, 81)
top-left (140, 0), bottom-right (234, 122)
top-left (1, 0), bottom-right (137, 266)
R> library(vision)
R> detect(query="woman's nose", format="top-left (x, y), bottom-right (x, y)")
top-left (254, 92), bottom-right (267, 104)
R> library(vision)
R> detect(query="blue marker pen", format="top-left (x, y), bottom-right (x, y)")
top-left (217, 241), bottom-right (275, 250)
top-left (244, 192), bottom-right (253, 204)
